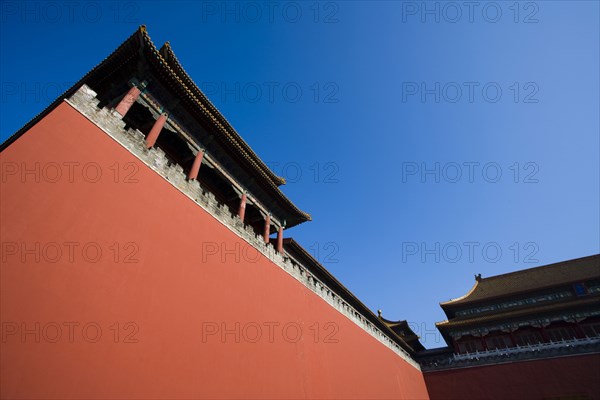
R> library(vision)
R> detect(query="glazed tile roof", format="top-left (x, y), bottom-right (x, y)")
top-left (379, 316), bottom-right (425, 352)
top-left (157, 41), bottom-right (286, 186)
top-left (137, 27), bottom-right (310, 225)
top-left (441, 254), bottom-right (600, 308)
top-left (1, 26), bottom-right (311, 226)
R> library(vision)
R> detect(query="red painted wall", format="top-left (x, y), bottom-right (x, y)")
top-left (424, 354), bottom-right (600, 400)
top-left (0, 102), bottom-right (430, 399)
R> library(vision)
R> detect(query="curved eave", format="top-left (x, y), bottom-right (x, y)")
top-left (138, 28), bottom-right (311, 226)
top-left (440, 281), bottom-right (480, 308)
top-left (379, 318), bottom-right (425, 351)
top-left (436, 295), bottom-right (600, 329)
top-left (158, 42), bottom-right (286, 187)
top-left (379, 316), bottom-right (408, 327)
top-left (158, 41), bottom-right (286, 187)
top-left (1, 26), bottom-right (311, 227)
top-left (440, 255), bottom-right (600, 309)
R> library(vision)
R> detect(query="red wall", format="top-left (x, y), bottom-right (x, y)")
top-left (0, 102), bottom-right (430, 399)
top-left (424, 354), bottom-right (600, 400)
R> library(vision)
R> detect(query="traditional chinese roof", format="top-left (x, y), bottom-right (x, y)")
top-left (157, 40), bottom-right (286, 187)
top-left (441, 254), bottom-right (600, 309)
top-left (1, 26), bottom-right (310, 227)
top-left (379, 316), bottom-right (426, 352)
top-left (437, 296), bottom-right (599, 329)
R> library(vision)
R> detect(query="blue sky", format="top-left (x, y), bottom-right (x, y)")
top-left (1, 1), bottom-right (598, 348)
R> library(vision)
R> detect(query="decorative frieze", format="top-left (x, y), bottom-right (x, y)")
top-left (455, 290), bottom-right (574, 318)
top-left (449, 309), bottom-right (600, 339)
top-left (420, 336), bottom-right (600, 371)
top-left (65, 84), bottom-right (420, 369)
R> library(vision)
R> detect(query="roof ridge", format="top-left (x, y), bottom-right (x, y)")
top-left (147, 36), bottom-right (311, 222)
top-left (440, 254), bottom-right (599, 307)
top-left (1, 26), bottom-right (311, 225)
top-left (157, 40), bottom-right (287, 187)
top-left (478, 254), bottom-right (599, 282)
top-left (440, 281), bottom-right (479, 306)
top-left (140, 28), bottom-right (311, 223)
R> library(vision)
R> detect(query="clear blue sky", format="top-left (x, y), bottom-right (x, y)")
top-left (1, 1), bottom-right (598, 348)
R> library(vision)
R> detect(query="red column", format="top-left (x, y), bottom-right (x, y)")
top-left (115, 86), bottom-right (141, 117)
top-left (263, 214), bottom-right (271, 244)
top-left (188, 150), bottom-right (204, 181)
top-left (276, 226), bottom-right (283, 253)
top-left (238, 193), bottom-right (247, 222)
top-left (146, 113), bottom-right (167, 148)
